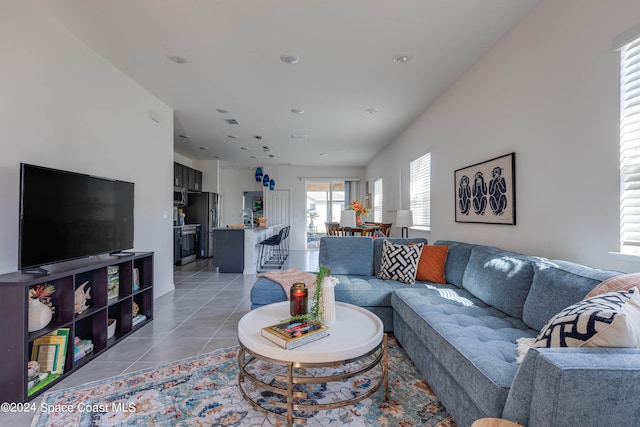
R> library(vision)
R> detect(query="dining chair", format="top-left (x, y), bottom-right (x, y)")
top-left (325, 222), bottom-right (342, 236)
top-left (379, 223), bottom-right (392, 237)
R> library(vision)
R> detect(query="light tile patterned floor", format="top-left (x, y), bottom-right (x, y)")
top-left (1, 250), bottom-right (318, 426)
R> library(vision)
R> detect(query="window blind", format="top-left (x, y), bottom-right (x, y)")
top-left (620, 36), bottom-right (640, 248)
top-left (410, 153), bottom-right (431, 228)
top-left (374, 178), bottom-right (383, 222)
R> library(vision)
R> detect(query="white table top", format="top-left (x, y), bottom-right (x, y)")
top-left (237, 301), bottom-right (384, 363)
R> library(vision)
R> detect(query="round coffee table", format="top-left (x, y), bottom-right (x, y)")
top-left (237, 301), bottom-right (388, 426)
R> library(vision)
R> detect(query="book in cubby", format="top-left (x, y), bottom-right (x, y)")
top-left (107, 265), bottom-right (119, 299)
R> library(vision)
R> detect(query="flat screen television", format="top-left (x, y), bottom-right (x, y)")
top-left (19, 163), bottom-right (135, 272)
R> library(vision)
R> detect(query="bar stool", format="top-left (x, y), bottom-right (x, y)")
top-left (257, 227), bottom-right (287, 272)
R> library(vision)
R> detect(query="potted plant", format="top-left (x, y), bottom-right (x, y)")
top-left (307, 210), bottom-right (320, 230)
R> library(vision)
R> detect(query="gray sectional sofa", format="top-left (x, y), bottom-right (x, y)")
top-left (250, 236), bottom-right (640, 427)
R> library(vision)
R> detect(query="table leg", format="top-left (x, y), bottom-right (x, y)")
top-left (383, 333), bottom-right (389, 402)
top-left (286, 362), bottom-right (294, 427)
top-left (237, 346), bottom-right (245, 385)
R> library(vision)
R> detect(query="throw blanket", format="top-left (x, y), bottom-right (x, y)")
top-left (257, 269), bottom-right (317, 299)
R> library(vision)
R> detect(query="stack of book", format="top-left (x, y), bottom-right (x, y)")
top-left (132, 313), bottom-right (147, 327)
top-left (261, 319), bottom-right (329, 349)
top-left (73, 337), bottom-right (94, 362)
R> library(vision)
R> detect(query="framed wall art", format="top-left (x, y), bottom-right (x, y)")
top-left (454, 152), bottom-right (515, 225)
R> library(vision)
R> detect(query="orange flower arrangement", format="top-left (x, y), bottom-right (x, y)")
top-left (347, 200), bottom-right (371, 217)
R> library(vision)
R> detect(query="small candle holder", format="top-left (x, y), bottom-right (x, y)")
top-left (290, 283), bottom-right (308, 317)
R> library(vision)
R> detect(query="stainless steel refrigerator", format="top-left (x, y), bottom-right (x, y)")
top-left (186, 192), bottom-right (221, 258)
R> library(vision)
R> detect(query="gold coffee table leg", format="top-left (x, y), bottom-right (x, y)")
top-left (383, 334), bottom-right (389, 402)
top-left (286, 362), bottom-right (294, 427)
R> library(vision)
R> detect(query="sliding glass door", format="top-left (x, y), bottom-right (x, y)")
top-left (305, 181), bottom-right (345, 247)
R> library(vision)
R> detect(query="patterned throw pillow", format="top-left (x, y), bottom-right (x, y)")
top-left (534, 287), bottom-right (640, 348)
top-left (377, 239), bottom-right (424, 284)
top-left (415, 245), bottom-right (448, 283)
top-left (584, 272), bottom-right (640, 299)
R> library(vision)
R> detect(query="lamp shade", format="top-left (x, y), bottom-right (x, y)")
top-left (395, 210), bottom-right (413, 228)
top-left (339, 210), bottom-right (356, 228)
top-left (262, 174), bottom-right (269, 187)
top-left (255, 167), bottom-right (263, 182)
top-left (269, 179), bottom-right (275, 190)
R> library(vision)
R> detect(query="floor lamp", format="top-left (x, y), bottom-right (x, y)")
top-left (396, 210), bottom-right (413, 238)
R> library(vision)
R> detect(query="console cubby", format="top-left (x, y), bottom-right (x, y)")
top-left (0, 252), bottom-right (153, 403)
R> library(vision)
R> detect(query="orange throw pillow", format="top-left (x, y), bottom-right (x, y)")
top-left (584, 272), bottom-right (640, 299)
top-left (416, 245), bottom-right (448, 283)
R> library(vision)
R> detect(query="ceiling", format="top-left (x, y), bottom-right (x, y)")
top-left (33, 0), bottom-right (539, 169)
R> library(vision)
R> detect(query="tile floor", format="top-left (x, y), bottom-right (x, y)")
top-left (2, 249), bottom-right (319, 426)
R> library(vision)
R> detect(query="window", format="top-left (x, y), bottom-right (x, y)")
top-left (373, 178), bottom-right (383, 222)
top-left (410, 153), bottom-right (431, 229)
top-left (620, 35), bottom-right (640, 252)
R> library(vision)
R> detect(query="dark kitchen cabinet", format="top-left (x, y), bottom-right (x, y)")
top-left (187, 168), bottom-right (202, 192)
top-left (174, 162), bottom-right (186, 188)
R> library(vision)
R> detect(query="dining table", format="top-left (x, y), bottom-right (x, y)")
top-left (343, 225), bottom-right (380, 236)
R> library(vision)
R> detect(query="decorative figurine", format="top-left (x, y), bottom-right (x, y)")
top-left (74, 281), bottom-right (91, 314)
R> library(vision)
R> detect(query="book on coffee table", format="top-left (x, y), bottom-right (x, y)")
top-left (261, 318), bottom-right (329, 349)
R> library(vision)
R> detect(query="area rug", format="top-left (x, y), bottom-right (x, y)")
top-left (31, 336), bottom-right (455, 427)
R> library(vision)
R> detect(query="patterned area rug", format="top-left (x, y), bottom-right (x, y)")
top-left (31, 336), bottom-right (455, 427)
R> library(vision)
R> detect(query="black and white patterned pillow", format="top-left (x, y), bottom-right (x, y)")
top-left (534, 287), bottom-right (640, 348)
top-left (377, 240), bottom-right (424, 284)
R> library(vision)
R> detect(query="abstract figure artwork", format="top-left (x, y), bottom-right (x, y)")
top-left (454, 153), bottom-right (515, 225)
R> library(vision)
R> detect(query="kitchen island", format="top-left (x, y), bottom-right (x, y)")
top-left (213, 224), bottom-right (282, 274)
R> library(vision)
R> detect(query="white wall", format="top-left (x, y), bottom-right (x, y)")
top-left (367, 0), bottom-right (640, 273)
top-left (219, 166), bottom-right (366, 250)
top-left (1, 1), bottom-right (175, 296)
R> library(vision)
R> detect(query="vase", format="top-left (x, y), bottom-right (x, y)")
top-left (28, 298), bottom-right (53, 332)
top-left (356, 215), bottom-right (362, 227)
top-left (320, 276), bottom-right (337, 324)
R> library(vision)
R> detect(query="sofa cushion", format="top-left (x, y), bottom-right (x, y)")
top-left (461, 246), bottom-right (537, 319)
top-left (522, 260), bottom-right (620, 331)
top-left (434, 240), bottom-right (477, 288)
top-left (319, 236), bottom-right (373, 276)
top-left (377, 240), bottom-right (423, 284)
top-left (585, 272), bottom-right (640, 299)
top-left (374, 237), bottom-right (427, 276)
top-left (392, 286), bottom-right (537, 418)
top-left (534, 287), bottom-right (640, 348)
top-left (416, 245), bottom-right (448, 283)
top-left (334, 274), bottom-right (423, 307)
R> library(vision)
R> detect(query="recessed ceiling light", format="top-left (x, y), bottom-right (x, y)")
top-left (320, 153), bottom-right (328, 156)
top-left (240, 147), bottom-right (250, 150)
top-left (224, 118), bottom-right (239, 125)
top-left (254, 135), bottom-right (263, 140)
top-left (216, 108), bottom-right (230, 114)
top-left (392, 54), bottom-right (412, 64)
top-left (167, 54), bottom-right (187, 64)
top-left (268, 154), bottom-right (275, 158)
top-left (213, 155), bottom-right (221, 159)
top-left (291, 107), bottom-right (305, 114)
top-left (291, 133), bottom-right (308, 140)
top-left (228, 135), bottom-right (239, 139)
top-left (250, 156), bottom-right (257, 159)
top-left (199, 146), bottom-right (209, 150)
top-left (280, 53), bottom-right (300, 64)
top-left (365, 108), bottom-right (379, 114)
top-left (262, 145), bottom-right (270, 150)
top-left (178, 134), bottom-right (190, 139)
